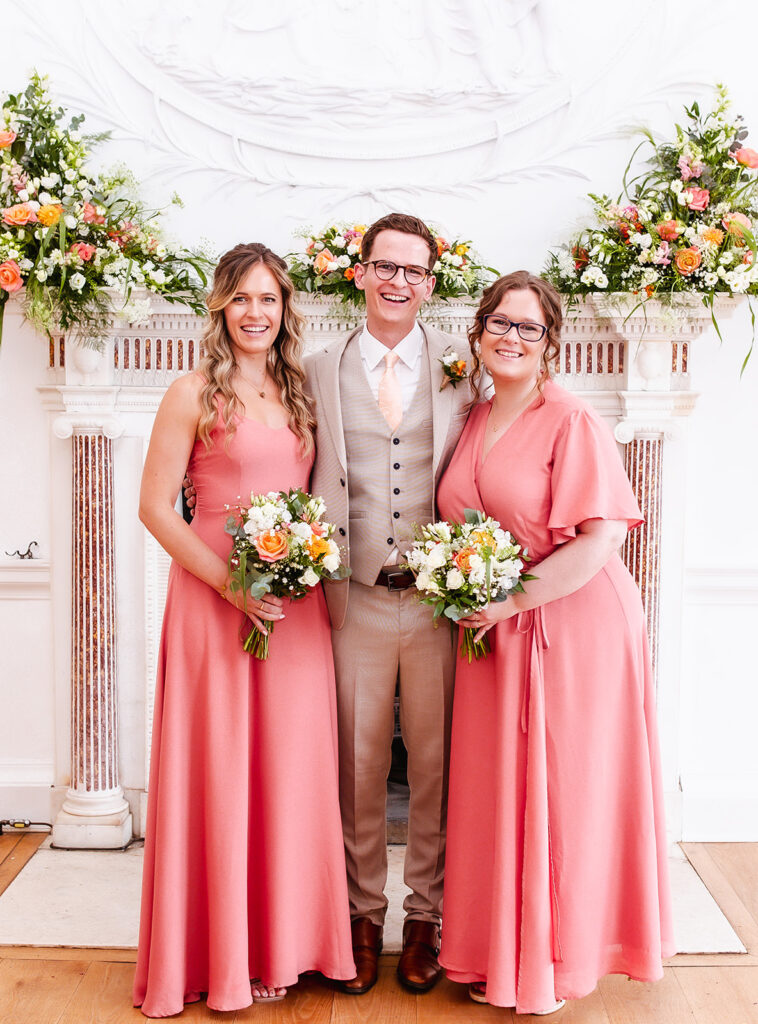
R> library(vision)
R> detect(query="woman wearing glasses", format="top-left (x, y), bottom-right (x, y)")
top-left (436, 272), bottom-right (674, 1014)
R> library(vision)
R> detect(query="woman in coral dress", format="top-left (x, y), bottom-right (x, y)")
top-left (437, 272), bottom-right (674, 1015)
top-left (133, 243), bottom-right (354, 1017)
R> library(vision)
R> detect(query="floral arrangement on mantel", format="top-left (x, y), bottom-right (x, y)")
top-left (286, 222), bottom-right (498, 306)
top-left (545, 85), bottom-right (758, 366)
top-left (0, 73), bottom-right (213, 349)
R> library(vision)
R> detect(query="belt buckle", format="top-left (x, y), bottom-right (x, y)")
top-left (386, 569), bottom-right (408, 592)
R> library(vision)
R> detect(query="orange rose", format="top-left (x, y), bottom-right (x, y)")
top-left (674, 247), bottom-right (702, 276)
top-left (313, 248), bottom-right (335, 274)
top-left (307, 535), bottom-right (331, 560)
top-left (734, 147), bottom-right (758, 169)
top-left (254, 530), bottom-right (289, 562)
top-left (343, 266), bottom-right (355, 281)
top-left (0, 130), bottom-right (16, 148)
top-left (2, 202), bottom-right (37, 226)
top-left (0, 259), bottom-right (23, 293)
top-left (435, 236), bottom-right (448, 256)
top-left (453, 547), bottom-right (477, 573)
top-left (38, 203), bottom-right (63, 227)
top-left (701, 227), bottom-right (724, 246)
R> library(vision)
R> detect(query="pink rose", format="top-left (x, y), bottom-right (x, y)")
top-left (0, 259), bottom-right (23, 293)
top-left (657, 220), bottom-right (681, 241)
top-left (69, 242), bottom-right (96, 262)
top-left (734, 147), bottom-right (758, 169)
top-left (687, 187), bottom-right (710, 212)
top-left (0, 130), bottom-right (16, 149)
top-left (723, 212), bottom-right (752, 237)
top-left (82, 202), bottom-right (105, 225)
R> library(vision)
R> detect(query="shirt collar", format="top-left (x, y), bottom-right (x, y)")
top-left (359, 322), bottom-right (423, 371)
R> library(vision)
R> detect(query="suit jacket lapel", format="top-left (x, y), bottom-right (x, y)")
top-left (422, 322), bottom-right (457, 479)
top-left (314, 327), bottom-right (361, 472)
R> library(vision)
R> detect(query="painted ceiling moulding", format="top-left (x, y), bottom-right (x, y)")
top-left (12, 0), bottom-right (713, 206)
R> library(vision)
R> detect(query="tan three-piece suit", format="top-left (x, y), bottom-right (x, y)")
top-left (306, 321), bottom-right (474, 926)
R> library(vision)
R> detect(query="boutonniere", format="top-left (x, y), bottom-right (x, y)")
top-left (439, 348), bottom-right (469, 391)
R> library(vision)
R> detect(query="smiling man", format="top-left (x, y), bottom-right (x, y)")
top-left (306, 213), bottom-right (475, 995)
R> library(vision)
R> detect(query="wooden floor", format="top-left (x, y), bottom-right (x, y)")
top-left (1, 834), bottom-right (757, 1022)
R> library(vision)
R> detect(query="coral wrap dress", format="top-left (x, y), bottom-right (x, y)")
top-left (133, 412), bottom-right (355, 1018)
top-left (436, 381), bottom-right (675, 1013)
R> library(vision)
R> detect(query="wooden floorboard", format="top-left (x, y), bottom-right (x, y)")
top-left (0, 841), bottom-right (757, 1020)
top-left (0, 833), bottom-right (47, 897)
top-left (0, 957), bottom-right (89, 1024)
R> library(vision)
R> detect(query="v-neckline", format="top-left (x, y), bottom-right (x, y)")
top-left (478, 392), bottom-right (540, 470)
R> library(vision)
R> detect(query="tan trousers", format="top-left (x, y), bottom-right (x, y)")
top-left (331, 580), bottom-right (456, 927)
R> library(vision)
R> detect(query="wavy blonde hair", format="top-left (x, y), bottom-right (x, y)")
top-left (468, 271), bottom-right (563, 400)
top-left (197, 242), bottom-right (315, 456)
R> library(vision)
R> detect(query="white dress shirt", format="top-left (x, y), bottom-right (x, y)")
top-left (358, 323), bottom-right (424, 414)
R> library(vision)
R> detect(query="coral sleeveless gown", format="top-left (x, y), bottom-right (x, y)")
top-left (437, 381), bottom-right (674, 1013)
top-left (133, 411), bottom-right (355, 1017)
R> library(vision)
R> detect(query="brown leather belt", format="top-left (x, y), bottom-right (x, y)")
top-left (375, 568), bottom-right (415, 592)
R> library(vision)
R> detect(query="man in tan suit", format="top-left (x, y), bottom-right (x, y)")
top-left (306, 213), bottom-right (474, 994)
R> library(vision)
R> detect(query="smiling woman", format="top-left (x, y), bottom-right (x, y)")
top-left (133, 241), bottom-right (355, 1016)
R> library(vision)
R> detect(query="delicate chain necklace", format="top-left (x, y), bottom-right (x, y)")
top-left (489, 383), bottom-right (538, 433)
top-left (236, 365), bottom-right (269, 399)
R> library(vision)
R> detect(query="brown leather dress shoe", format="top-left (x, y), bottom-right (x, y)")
top-left (397, 919), bottom-right (442, 992)
top-left (342, 917), bottom-right (383, 995)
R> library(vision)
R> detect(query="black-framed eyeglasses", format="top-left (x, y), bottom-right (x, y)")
top-left (363, 259), bottom-right (431, 285)
top-left (481, 314), bottom-right (547, 343)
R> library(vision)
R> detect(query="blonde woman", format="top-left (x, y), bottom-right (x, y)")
top-left (134, 243), bottom-right (355, 1017)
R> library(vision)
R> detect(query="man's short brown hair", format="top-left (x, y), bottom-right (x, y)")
top-left (360, 213), bottom-right (438, 272)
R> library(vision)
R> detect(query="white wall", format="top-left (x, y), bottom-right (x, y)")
top-left (1, 1), bottom-right (758, 837)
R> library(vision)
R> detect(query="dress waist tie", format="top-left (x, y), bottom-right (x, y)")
top-left (515, 607), bottom-right (562, 1013)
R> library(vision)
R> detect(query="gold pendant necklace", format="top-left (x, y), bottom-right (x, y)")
top-left (237, 366), bottom-right (268, 399)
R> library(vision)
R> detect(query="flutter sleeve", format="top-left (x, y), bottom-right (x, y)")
top-left (548, 405), bottom-right (643, 546)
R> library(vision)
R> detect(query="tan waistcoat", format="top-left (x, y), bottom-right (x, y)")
top-left (339, 337), bottom-right (434, 586)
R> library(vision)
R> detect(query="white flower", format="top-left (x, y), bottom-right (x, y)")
top-left (676, 192), bottom-right (689, 206)
top-left (323, 553), bottom-right (341, 572)
top-left (35, 268), bottom-right (48, 282)
top-left (333, 234), bottom-right (346, 247)
top-left (450, 253), bottom-right (463, 267)
top-left (347, 243), bottom-right (360, 256)
top-left (415, 571), bottom-right (439, 593)
top-left (426, 544), bottom-right (447, 570)
top-left (38, 191), bottom-right (53, 206)
top-left (446, 567), bottom-right (465, 590)
top-left (300, 568), bottom-right (319, 587)
top-left (290, 522), bottom-right (313, 541)
top-left (635, 233), bottom-right (652, 249)
top-left (580, 266), bottom-right (608, 289)
top-left (149, 268), bottom-right (167, 285)
top-left (468, 553), bottom-right (485, 574)
top-left (69, 272), bottom-right (86, 291)
top-left (64, 215), bottom-right (77, 229)
top-left (442, 351), bottom-right (459, 365)
top-left (338, 255), bottom-right (351, 268)
top-left (64, 167), bottom-right (76, 181)
top-left (40, 173), bottom-right (59, 188)
top-left (327, 260), bottom-right (339, 272)
top-left (62, 184), bottom-right (75, 197)
top-left (670, 179), bottom-right (684, 194)
top-left (703, 272), bottom-right (718, 287)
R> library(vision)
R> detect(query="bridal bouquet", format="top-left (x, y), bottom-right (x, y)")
top-left (404, 510), bottom-right (533, 662)
top-left (224, 488), bottom-right (349, 659)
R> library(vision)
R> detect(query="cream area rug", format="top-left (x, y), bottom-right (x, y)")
top-left (0, 839), bottom-right (745, 954)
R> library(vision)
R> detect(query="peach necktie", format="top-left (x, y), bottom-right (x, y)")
top-left (378, 350), bottom-right (403, 432)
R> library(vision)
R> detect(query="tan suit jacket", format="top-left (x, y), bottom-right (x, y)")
top-left (305, 321), bottom-right (475, 630)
